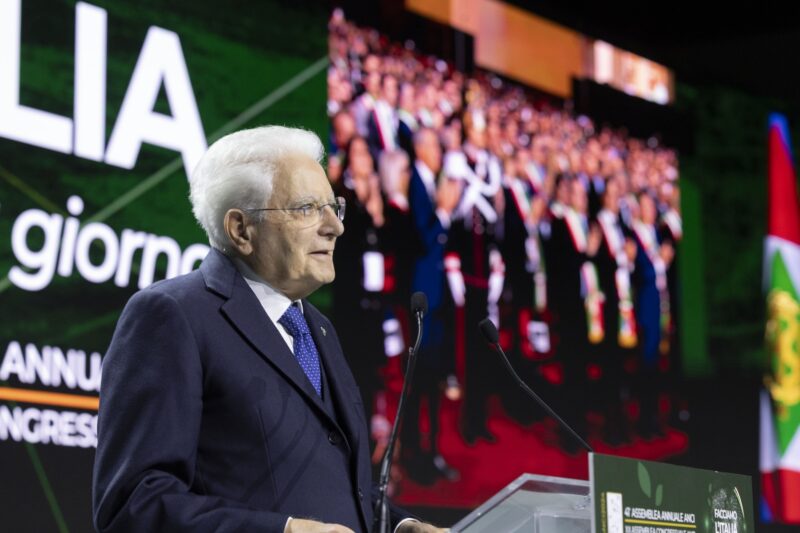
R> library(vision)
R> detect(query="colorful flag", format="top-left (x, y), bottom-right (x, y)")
top-left (759, 113), bottom-right (800, 524)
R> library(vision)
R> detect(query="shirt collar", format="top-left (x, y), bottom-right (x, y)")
top-left (415, 160), bottom-right (436, 199)
top-left (233, 258), bottom-right (303, 323)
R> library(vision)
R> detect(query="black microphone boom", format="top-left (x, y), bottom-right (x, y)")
top-left (375, 292), bottom-right (427, 533)
top-left (478, 318), bottom-right (593, 454)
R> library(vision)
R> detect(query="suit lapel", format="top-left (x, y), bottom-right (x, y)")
top-left (202, 250), bottom-right (333, 425)
top-left (201, 250), bottom-right (368, 526)
top-left (221, 281), bottom-right (332, 417)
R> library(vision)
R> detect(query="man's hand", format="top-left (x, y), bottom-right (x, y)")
top-left (586, 223), bottom-right (602, 257)
top-left (436, 178), bottom-right (462, 215)
top-left (659, 242), bottom-right (675, 266)
top-left (624, 238), bottom-right (637, 264)
top-left (396, 521), bottom-right (449, 533)
top-left (284, 518), bottom-right (355, 533)
top-left (529, 197), bottom-right (546, 225)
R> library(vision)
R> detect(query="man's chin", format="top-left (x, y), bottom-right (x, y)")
top-left (309, 269), bottom-right (336, 289)
top-left (319, 270), bottom-right (335, 285)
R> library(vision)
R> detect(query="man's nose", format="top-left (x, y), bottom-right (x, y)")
top-left (319, 205), bottom-right (345, 237)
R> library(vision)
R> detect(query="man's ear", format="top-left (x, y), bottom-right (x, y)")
top-left (223, 209), bottom-right (255, 256)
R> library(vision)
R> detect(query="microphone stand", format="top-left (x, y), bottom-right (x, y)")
top-left (479, 318), bottom-right (593, 454)
top-left (375, 310), bottom-right (423, 533)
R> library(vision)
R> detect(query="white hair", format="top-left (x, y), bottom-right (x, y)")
top-left (189, 125), bottom-right (324, 251)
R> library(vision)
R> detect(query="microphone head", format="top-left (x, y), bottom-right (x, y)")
top-left (478, 318), bottom-right (499, 344)
top-left (410, 292), bottom-right (428, 316)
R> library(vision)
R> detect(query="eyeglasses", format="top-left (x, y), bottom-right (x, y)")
top-left (246, 197), bottom-right (346, 223)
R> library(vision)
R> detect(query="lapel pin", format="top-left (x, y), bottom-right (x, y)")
top-left (321, 326), bottom-right (327, 337)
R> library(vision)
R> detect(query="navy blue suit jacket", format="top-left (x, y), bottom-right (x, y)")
top-left (409, 167), bottom-right (447, 313)
top-left (408, 167), bottom-right (454, 354)
top-left (93, 249), bottom-right (401, 532)
top-left (633, 229), bottom-right (662, 366)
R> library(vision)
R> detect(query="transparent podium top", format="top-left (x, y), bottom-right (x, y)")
top-left (451, 474), bottom-right (591, 533)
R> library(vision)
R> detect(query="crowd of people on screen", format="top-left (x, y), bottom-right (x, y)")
top-left (328, 11), bottom-right (683, 485)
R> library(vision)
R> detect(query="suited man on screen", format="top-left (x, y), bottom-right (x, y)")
top-left (92, 126), bottom-right (444, 533)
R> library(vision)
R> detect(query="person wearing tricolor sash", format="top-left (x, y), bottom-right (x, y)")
top-left (373, 149), bottom-right (418, 465)
top-left (367, 74), bottom-right (400, 164)
top-left (396, 83), bottom-right (418, 159)
top-left (498, 156), bottom-right (551, 426)
top-left (332, 137), bottom-right (388, 452)
top-left (350, 60), bottom-right (380, 138)
top-left (631, 191), bottom-right (675, 439)
top-left (540, 177), bottom-right (601, 453)
top-left (657, 181), bottom-right (685, 425)
top-left (588, 177), bottom-right (638, 445)
top-left (446, 113), bottom-right (507, 446)
top-left (402, 128), bottom-right (462, 484)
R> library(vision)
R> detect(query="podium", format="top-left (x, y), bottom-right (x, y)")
top-left (450, 454), bottom-right (754, 533)
top-left (450, 474), bottom-right (591, 532)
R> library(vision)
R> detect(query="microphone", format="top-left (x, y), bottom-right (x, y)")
top-left (410, 291), bottom-right (428, 317)
top-left (375, 292), bottom-right (427, 533)
top-left (478, 318), bottom-right (500, 344)
top-left (478, 318), bottom-right (593, 454)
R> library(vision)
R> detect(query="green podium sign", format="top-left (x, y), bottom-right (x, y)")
top-left (590, 454), bottom-right (753, 533)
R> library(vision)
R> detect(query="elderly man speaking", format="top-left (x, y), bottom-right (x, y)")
top-left (92, 126), bottom-right (443, 533)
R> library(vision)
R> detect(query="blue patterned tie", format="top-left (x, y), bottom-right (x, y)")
top-left (278, 304), bottom-right (322, 397)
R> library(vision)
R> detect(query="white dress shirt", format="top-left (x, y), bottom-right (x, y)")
top-left (415, 160), bottom-right (451, 229)
top-left (234, 259), bottom-right (301, 353)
